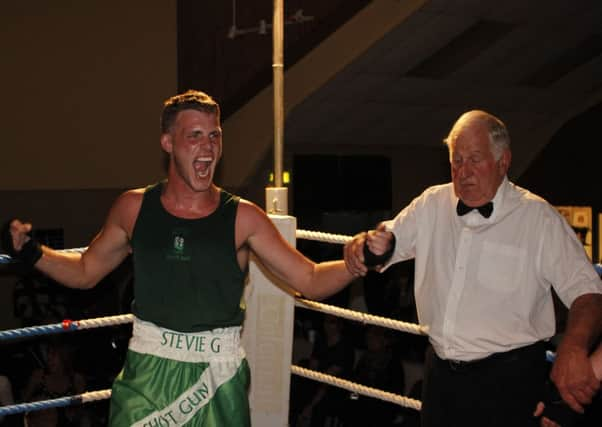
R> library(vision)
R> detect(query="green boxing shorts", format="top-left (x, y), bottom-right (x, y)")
top-left (109, 318), bottom-right (250, 426)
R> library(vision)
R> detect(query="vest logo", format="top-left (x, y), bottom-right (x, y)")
top-left (167, 230), bottom-right (191, 261)
top-left (174, 235), bottom-right (185, 253)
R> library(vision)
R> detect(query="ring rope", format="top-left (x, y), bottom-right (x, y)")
top-left (0, 314), bottom-right (134, 341)
top-left (0, 311), bottom-right (424, 415)
top-left (0, 229), bottom-right (349, 265)
top-left (0, 361), bottom-right (425, 417)
top-left (58, 246), bottom-right (88, 253)
top-left (296, 297), bottom-right (428, 336)
top-left (291, 365), bottom-right (421, 411)
top-left (0, 389), bottom-right (111, 417)
top-left (296, 229), bottom-right (352, 244)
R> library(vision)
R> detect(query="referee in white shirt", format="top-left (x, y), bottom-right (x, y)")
top-left (344, 110), bottom-right (602, 427)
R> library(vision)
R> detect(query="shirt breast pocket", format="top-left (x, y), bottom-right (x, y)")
top-left (477, 241), bottom-right (526, 294)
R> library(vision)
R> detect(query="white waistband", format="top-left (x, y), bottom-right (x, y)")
top-left (128, 317), bottom-right (244, 363)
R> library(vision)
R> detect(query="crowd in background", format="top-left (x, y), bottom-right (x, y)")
top-left (0, 230), bottom-right (601, 426)
top-left (0, 261), bottom-right (133, 427)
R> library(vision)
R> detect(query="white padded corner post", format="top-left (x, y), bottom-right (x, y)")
top-left (242, 214), bottom-right (296, 427)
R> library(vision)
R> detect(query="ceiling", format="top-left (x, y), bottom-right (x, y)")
top-left (283, 0), bottom-right (602, 179)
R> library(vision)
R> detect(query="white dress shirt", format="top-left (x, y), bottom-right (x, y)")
top-left (382, 177), bottom-right (602, 361)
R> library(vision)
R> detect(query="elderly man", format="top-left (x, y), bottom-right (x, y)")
top-left (344, 110), bottom-right (602, 426)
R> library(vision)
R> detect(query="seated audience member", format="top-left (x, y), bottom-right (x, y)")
top-left (0, 374), bottom-right (15, 425)
top-left (346, 325), bottom-right (404, 427)
top-left (22, 341), bottom-right (90, 427)
top-left (298, 314), bottom-right (355, 427)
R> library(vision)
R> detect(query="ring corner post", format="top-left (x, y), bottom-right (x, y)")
top-left (243, 212), bottom-right (296, 427)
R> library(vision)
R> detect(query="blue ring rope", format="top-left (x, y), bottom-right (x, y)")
top-left (0, 395), bottom-right (82, 416)
top-left (0, 321), bottom-right (79, 341)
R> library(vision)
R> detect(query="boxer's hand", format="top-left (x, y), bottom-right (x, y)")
top-left (1, 219), bottom-right (42, 268)
top-left (344, 232), bottom-right (369, 277)
top-left (363, 224), bottom-right (395, 270)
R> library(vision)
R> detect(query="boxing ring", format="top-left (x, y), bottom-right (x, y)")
top-left (0, 220), bottom-right (425, 425)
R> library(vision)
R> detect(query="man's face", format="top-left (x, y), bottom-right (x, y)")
top-left (449, 120), bottom-right (509, 207)
top-left (161, 109), bottom-right (222, 193)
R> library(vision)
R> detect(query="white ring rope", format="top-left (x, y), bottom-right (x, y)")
top-left (75, 314), bottom-right (134, 330)
top-left (296, 229), bottom-right (352, 244)
top-left (59, 246), bottom-right (88, 253)
top-left (3, 229), bottom-right (351, 260)
top-left (291, 365), bottom-right (422, 411)
top-left (296, 298), bottom-right (428, 336)
top-left (79, 389), bottom-right (112, 404)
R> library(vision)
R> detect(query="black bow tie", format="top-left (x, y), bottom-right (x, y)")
top-left (456, 200), bottom-right (493, 218)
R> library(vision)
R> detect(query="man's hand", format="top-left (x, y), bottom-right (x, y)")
top-left (533, 402), bottom-right (561, 427)
top-left (551, 343), bottom-right (599, 413)
top-left (344, 223), bottom-right (394, 276)
top-left (2, 219), bottom-right (33, 253)
top-left (344, 231), bottom-right (369, 277)
top-left (534, 379), bottom-right (583, 427)
top-left (364, 223), bottom-right (394, 268)
top-left (1, 219), bottom-right (42, 269)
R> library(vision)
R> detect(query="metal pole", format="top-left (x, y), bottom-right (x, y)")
top-left (273, 0), bottom-right (284, 188)
top-left (266, 0), bottom-right (288, 215)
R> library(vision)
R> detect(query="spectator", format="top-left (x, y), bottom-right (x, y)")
top-left (0, 374), bottom-right (15, 425)
top-left (346, 325), bottom-right (404, 427)
top-left (298, 314), bottom-right (355, 427)
top-left (22, 340), bottom-right (89, 427)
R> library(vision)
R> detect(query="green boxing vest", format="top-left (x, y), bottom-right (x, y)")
top-left (131, 182), bottom-right (247, 332)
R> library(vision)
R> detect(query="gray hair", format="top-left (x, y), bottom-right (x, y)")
top-left (444, 110), bottom-right (510, 160)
